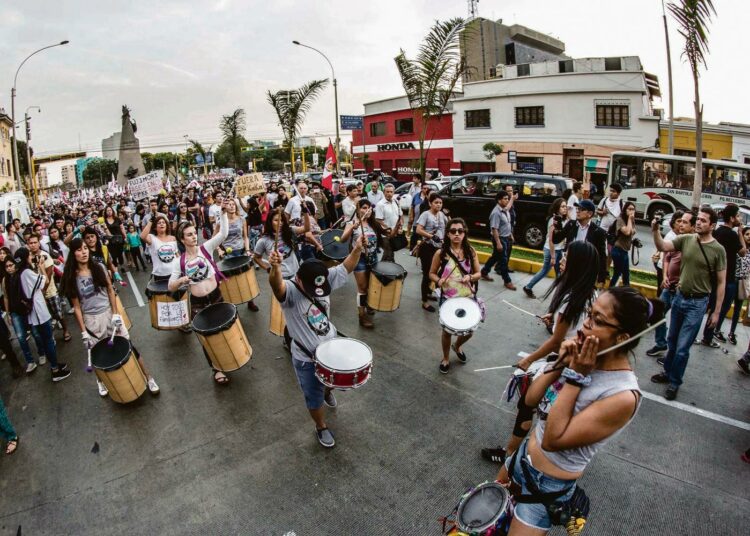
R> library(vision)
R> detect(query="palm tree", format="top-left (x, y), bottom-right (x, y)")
top-left (188, 139), bottom-right (212, 176)
top-left (394, 18), bottom-right (468, 179)
top-left (219, 108), bottom-right (247, 171)
top-left (668, 0), bottom-right (716, 210)
top-left (267, 79), bottom-right (328, 173)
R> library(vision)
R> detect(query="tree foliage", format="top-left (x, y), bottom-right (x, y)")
top-left (219, 108), bottom-right (247, 170)
top-left (482, 142), bottom-right (503, 162)
top-left (267, 80), bottom-right (329, 155)
top-left (394, 18), bottom-right (467, 178)
top-left (82, 158), bottom-right (118, 187)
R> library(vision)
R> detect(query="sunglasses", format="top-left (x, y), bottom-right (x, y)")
top-left (448, 228), bottom-right (465, 235)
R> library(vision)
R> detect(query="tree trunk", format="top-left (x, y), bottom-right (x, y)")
top-left (691, 69), bottom-right (702, 211)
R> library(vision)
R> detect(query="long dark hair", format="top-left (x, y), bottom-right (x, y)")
top-left (548, 197), bottom-right (566, 218)
top-left (262, 208), bottom-right (294, 247)
top-left (545, 241), bottom-right (599, 325)
top-left (440, 217), bottom-right (474, 264)
top-left (356, 199), bottom-right (385, 245)
top-left (606, 287), bottom-right (665, 352)
top-left (151, 214), bottom-right (172, 236)
top-left (61, 238), bottom-right (111, 301)
top-left (618, 201), bottom-right (636, 224)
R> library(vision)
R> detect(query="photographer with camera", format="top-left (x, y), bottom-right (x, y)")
top-left (523, 198), bottom-right (567, 298)
top-left (609, 202), bottom-right (637, 287)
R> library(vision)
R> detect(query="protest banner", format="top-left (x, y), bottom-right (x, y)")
top-left (128, 171), bottom-right (164, 200)
top-left (234, 172), bottom-right (266, 197)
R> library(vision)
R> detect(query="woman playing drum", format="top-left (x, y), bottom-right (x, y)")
top-left (340, 199), bottom-right (385, 328)
top-left (221, 198), bottom-right (259, 312)
top-left (428, 218), bottom-right (481, 374)
top-left (253, 207), bottom-right (310, 278)
top-left (141, 214), bottom-right (179, 283)
top-left (169, 199), bottom-right (232, 385)
top-left (62, 238), bottom-right (160, 397)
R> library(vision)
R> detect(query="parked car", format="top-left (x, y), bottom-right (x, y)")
top-left (394, 181), bottom-right (443, 214)
top-left (439, 173), bottom-right (574, 248)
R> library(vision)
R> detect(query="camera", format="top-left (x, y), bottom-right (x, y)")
top-left (632, 237), bottom-right (643, 249)
top-left (653, 209), bottom-right (665, 225)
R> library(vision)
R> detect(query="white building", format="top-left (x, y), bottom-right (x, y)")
top-left (451, 56), bottom-right (661, 190)
top-left (101, 132), bottom-right (122, 160)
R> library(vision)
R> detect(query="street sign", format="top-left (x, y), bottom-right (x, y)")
top-left (507, 150), bottom-right (517, 163)
top-left (340, 115), bottom-right (364, 130)
top-left (195, 152), bottom-right (214, 165)
top-left (312, 153), bottom-right (319, 167)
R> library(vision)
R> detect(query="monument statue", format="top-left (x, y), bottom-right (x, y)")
top-left (116, 105), bottom-right (146, 185)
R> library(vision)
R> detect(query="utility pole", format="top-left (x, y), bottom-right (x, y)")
top-left (662, 0), bottom-right (674, 155)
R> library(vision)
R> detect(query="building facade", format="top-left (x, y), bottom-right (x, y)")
top-left (101, 132), bottom-right (121, 160)
top-left (451, 56), bottom-right (661, 191)
top-left (0, 110), bottom-right (16, 191)
top-left (659, 120), bottom-right (750, 164)
top-left (61, 164), bottom-right (77, 188)
top-left (351, 96), bottom-right (459, 177)
top-left (36, 166), bottom-right (48, 191)
top-left (76, 156), bottom-right (98, 186)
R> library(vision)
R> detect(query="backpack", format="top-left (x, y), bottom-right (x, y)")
top-left (601, 199), bottom-right (623, 245)
top-left (8, 271), bottom-right (42, 316)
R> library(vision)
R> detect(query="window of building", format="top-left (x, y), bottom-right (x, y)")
top-left (465, 109), bottom-right (491, 129)
top-left (516, 63), bottom-right (530, 77)
top-left (516, 157), bottom-right (544, 174)
top-left (674, 149), bottom-right (707, 158)
top-left (395, 118), bottom-right (413, 135)
top-left (515, 106), bottom-right (545, 127)
top-left (370, 121), bottom-right (386, 137)
top-left (596, 105), bottom-right (630, 128)
top-left (604, 57), bottom-right (622, 71)
top-left (559, 60), bottom-right (574, 73)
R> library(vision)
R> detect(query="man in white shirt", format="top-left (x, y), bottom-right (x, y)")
top-left (375, 184), bottom-right (403, 262)
top-left (367, 180), bottom-right (384, 206)
top-left (341, 184), bottom-right (360, 221)
top-left (567, 182), bottom-right (581, 221)
top-left (596, 183), bottom-right (623, 275)
top-left (285, 181), bottom-right (312, 224)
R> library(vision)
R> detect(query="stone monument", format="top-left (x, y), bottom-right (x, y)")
top-left (116, 105), bottom-right (146, 185)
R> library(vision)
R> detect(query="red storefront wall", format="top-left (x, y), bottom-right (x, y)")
top-left (351, 108), bottom-right (459, 178)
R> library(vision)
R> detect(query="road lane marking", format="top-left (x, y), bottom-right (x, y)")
top-left (474, 365), bottom-right (514, 372)
top-left (126, 271), bottom-right (145, 307)
top-left (640, 391), bottom-right (750, 431)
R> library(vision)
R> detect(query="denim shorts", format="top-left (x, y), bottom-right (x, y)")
top-left (353, 258), bottom-right (369, 273)
top-left (292, 357), bottom-right (326, 409)
top-left (505, 439), bottom-right (577, 530)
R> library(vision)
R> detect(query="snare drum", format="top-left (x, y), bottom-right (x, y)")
top-left (146, 279), bottom-right (190, 330)
top-left (217, 255), bottom-right (260, 304)
top-left (439, 297), bottom-right (482, 336)
top-left (314, 338), bottom-right (373, 390)
top-left (454, 482), bottom-right (512, 535)
top-left (114, 293), bottom-right (132, 330)
top-left (367, 261), bottom-right (407, 312)
top-left (269, 294), bottom-right (286, 336)
top-left (192, 302), bottom-right (252, 372)
top-left (91, 337), bottom-right (147, 404)
top-left (317, 229), bottom-right (349, 267)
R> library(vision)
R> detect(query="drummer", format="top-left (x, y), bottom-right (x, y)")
top-left (220, 198), bottom-right (259, 312)
top-left (169, 199), bottom-right (233, 385)
top-left (253, 207), bottom-right (310, 278)
top-left (82, 227), bottom-right (126, 287)
top-left (428, 218), bottom-right (482, 374)
top-left (268, 234), bottom-right (366, 448)
top-left (340, 199), bottom-right (386, 328)
top-left (61, 238), bottom-right (160, 397)
top-left (141, 214), bottom-right (179, 283)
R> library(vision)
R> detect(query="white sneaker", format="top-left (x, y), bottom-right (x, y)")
top-left (97, 380), bottom-right (108, 397)
top-left (26, 362), bottom-right (37, 374)
top-left (39, 355), bottom-right (47, 366)
top-left (147, 377), bottom-right (160, 394)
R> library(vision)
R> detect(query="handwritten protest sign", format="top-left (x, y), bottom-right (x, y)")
top-left (234, 172), bottom-right (266, 198)
top-left (156, 300), bottom-right (189, 328)
top-left (128, 171), bottom-right (164, 200)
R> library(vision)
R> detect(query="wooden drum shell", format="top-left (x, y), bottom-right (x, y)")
top-left (367, 274), bottom-right (404, 312)
top-left (148, 292), bottom-right (190, 330)
top-left (94, 351), bottom-right (147, 404)
top-left (219, 269), bottom-right (260, 305)
top-left (115, 294), bottom-right (132, 330)
top-left (269, 294), bottom-right (286, 336)
top-left (196, 317), bottom-right (253, 372)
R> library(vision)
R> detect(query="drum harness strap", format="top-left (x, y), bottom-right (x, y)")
top-left (439, 250), bottom-right (479, 298)
top-left (179, 245), bottom-right (227, 285)
top-left (287, 281), bottom-right (347, 360)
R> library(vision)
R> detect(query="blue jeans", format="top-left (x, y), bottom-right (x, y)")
top-left (610, 246), bottom-right (630, 287)
top-left (292, 357), bottom-right (325, 410)
top-left (708, 280), bottom-right (738, 337)
top-left (10, 312), bottom-right (44, 364)
top-left (0, 397), bottom-right (17, 442)
top-left (663, 292), bottom-right (709, 387)
top-left (31, 320), bottom-right (58, 369)
top-left (526, 248), bottom-right (563, 290)
top-left (482, 237), bottom-right (511, 284)
top-left (299, 244), bottom-right (317, 262)
top-left (654, 289), bottom-right (675, 348)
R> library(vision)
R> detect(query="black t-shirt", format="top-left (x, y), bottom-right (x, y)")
top-left (713, 225), bottom-right (741, 282)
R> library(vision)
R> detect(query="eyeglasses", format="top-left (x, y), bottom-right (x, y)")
top-left (585, 307), bottom-right (620, 330)
top-left (448, 228), bottom-right (465, 235)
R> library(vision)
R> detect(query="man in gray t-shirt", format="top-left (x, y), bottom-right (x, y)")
top-left (480, 191), bottom-right (515, 289)
top-left (268, 235), bottom-right (365, 448)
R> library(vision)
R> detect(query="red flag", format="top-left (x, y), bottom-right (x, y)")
top-left (322, 140), bottom-right (336, 190)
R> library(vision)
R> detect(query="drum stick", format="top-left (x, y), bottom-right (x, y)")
top-left (502, 299), bottom-right (544, 320)
top-left (86, 348), bottom-right (92, 372)
top-left (273, 206), bottom-right (283, 252)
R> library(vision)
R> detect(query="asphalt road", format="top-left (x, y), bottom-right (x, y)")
top-left (0, 252), bottom-right (747, 535)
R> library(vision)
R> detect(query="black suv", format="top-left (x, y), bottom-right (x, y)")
top-left (440, 173), bottom-right (573, 248)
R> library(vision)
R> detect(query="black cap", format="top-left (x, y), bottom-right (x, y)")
top-left (297, 259), bottom-right (331, 297)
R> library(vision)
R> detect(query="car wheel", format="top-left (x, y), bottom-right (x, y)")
top-left (523, 222), bottom-right (545, 249)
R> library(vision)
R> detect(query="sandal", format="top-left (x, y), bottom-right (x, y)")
top-left (452, 344), bottom-right (467, 363)
top-left (422, 304), bottom-right (436, 313)
top-left (63, 333), bottom-right (72, 342)
top-left (213, 371), bottom-right (229, 385)
top-left (6, 437), bottom-right (18, 455)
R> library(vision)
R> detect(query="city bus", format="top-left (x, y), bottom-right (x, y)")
top-left (607, 150), bottom-right (750, 219)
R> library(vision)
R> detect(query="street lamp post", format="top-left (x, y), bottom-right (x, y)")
top-left (292, 40), bottom-right (340, 176)
top-left (10, 40), bottom-right (69, 192)
top-left (25, 106), bottom-right (41, 205)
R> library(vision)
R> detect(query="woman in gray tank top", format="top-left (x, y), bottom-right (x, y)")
top-left (497, 287), bottom-right (664, 534)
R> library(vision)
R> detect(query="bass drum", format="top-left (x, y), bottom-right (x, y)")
top-left (192, 302), bottom-right (252, 372)
top-left (367, 261), bottom-right (407, 312)
top-left (217, 255), bottom-right (260, 304)
top-left (90, 336), bottom-right (146, 404)
top-left (317, 229), bottom-right (349, 267)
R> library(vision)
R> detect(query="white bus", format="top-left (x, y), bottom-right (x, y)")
top-left (607, 151), bottom-right (750, 219)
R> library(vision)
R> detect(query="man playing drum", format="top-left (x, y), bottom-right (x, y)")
top-left (268, 235), bottom-right (366, 448)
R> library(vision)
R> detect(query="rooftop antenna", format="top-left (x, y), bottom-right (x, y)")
top-left (468, 0), bottom-right (479, 19)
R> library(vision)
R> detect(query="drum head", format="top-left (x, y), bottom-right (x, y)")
top-left (192, 302), bottom-right (238, 335)
top-left (319, 230), bottom-right (349, 261)
top-left (217, 255), bottom-right (252, 275)
top-left (146, 279), bottom-right (170, 294)
top-left (372, 261), bottom-right (406, 279)
top-left (91, 336), bottom-right (132, 371)
top-left (456, 482), bottom-right (510, 532)
top-left (440, 298), bottom-right (481, 331)
top-left (315, 338), bottom-right (372, 371)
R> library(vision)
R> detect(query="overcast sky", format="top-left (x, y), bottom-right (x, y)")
top-left (1, 0), bottom-right (746, 158)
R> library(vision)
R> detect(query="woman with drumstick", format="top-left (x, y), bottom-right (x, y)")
top-left (62, 238), bottom-right (160, 397)
top-left (169, 199), bottom-right (232, 385)
top-left (340, 198), bottom-right (386, 328)
top-left (253, 206), bottom-right (310, 278)
top-left (221, 198), bottom-right (259, 312)
top-left (416, 193), bottom-right (449, 313)
top-left (428, 218), bottom-right (482, 374)
top-left (141, 214), bottom-right (179, 283)
top-left (496, 287), bottom-right (663, 535)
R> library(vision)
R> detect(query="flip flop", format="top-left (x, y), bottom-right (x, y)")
top-left (213, 372), bottom-right (230, 385)
top-left (5, 437), bottom-right (18, 455)
top-left (64, 333), bottom-right (72, 342)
